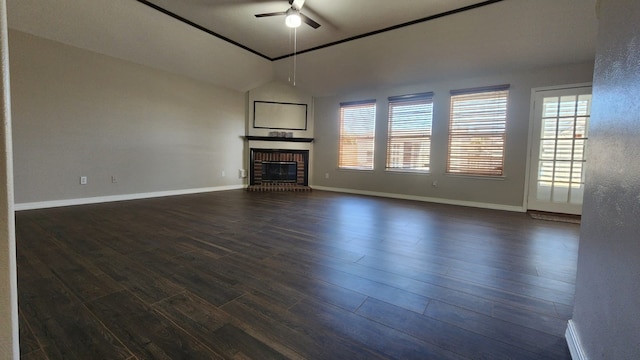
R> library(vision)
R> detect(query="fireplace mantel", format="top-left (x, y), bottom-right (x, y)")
top-left (244, 136), bottom-right (314, 143)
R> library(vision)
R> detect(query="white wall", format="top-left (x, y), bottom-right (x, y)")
top-left (10, 30), bottom-right (247, 205)
top-left (311, 62), bottom-right (594, 209)
top-left (571, 0), bottom-right (640, 358)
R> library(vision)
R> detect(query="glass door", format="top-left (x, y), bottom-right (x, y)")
top-left (527, 86), bottom-right (592, 215)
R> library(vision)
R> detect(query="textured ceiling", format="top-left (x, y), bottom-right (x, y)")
top-left (276, 0), bottom-right (599, 96)
top-left (138, 0), bottom-right (498, 60)
top-left (7, 0), bottom-right (598, 95)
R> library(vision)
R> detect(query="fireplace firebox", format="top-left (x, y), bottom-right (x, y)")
top-left (262, 162), bottom-right (297, 183)
top-left (249, 149), bottom-right (310, 191)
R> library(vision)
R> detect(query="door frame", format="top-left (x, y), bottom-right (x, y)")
top-left (523, 82), bottom-right (592, 214)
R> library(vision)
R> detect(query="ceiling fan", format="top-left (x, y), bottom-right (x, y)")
top-left (255, 0), bottom-right (321, 29)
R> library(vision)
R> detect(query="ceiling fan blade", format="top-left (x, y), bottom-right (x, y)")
top-left (300, 12), bottom-right (321, 29)
top-left (290, 0), bottom-right (306, 10)
top-left (254, 11), bottom-right (287, 18)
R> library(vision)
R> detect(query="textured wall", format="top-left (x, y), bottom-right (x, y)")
top-left (10, 30), bottom-right (246, 204)
top-left (571, 0), bottom-right (640, 358)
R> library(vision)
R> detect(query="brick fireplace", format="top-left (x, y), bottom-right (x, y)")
top-left (248, 149), bottom-right (310, 191)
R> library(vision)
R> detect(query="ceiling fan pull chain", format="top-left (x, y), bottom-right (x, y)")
top-left (293, 27), bottom-right (297, 86)
top-left (288, 28), bottom-right (292, 84)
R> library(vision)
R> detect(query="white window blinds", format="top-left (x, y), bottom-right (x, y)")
top-left (386, 92), bottom-right (433, 172)
top-left (447, 85), bottom-right (510, 176)
top-left (339, 100), bottom-right (376, 170)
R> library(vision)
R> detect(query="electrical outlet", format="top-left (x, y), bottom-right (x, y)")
top-left (239, 169), bottom-right (247, 178)
top-left (432, 180), bottom-right (438, 187)
top-left (111, 175), bottom-right (117, 183)
top-left (221, 170), bottom-right (226, 177)
top-left (80, 176), bottom-right (87, 185)
top-left (325, 173), bottom-right (330, 179)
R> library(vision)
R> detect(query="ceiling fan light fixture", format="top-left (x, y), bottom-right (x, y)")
top-left (285, 9), bottom-right (302, 28)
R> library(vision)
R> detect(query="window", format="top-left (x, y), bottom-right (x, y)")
top-left (386, 92), bottom-right (433, 172)
top-left (338, 100), bottom-right (376, 170)
top-left (447, 85), bottom-right (510, 176)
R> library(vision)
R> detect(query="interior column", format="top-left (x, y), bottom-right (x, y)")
top-left (0, 0), bottom-right (18, 357)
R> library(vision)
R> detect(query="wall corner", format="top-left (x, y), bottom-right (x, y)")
top-left (566, 320), bottom-right (589, 360)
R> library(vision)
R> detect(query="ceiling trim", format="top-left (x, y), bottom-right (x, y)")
top-left (137, 0), bottom-right (505, 62)
top-left (136, 0), bottom-right (272, 60)
top-left (272, 0), bottom-right (505, 61)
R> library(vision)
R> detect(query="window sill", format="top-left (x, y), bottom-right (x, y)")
top-left (445, 173), bottom-right (507, 181)
top-left (338, 167), bottom-right (374, 172)
top-left (385, 169), bottom-right (431, 175)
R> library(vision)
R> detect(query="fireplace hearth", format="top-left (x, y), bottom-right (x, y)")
top-left (248, 149), bottom-right (310, 191)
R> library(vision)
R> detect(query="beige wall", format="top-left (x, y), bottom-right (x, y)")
top-left (10, 30), bottom-right (246, 204)
top-left (312, 62), bottom-right (595, 209)
top-left (245, 81), bottom-right (315, 182)
top-left (0, 0), bottom-right (17, 357)
top-left (247, 81), bottom-right (314, 138)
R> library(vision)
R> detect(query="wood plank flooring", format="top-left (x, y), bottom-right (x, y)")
top-left (15, 190), bottom-right (579, 359)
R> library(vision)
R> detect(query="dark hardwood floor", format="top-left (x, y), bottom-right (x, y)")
top-left (15, 190), bottom-right (579, 359)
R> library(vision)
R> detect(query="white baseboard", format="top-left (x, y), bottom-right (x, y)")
top-left (14, 185), bottom-right (246, 211)
top-left (566, 320), bottom-right (588, 360)
top-left (310, 185), bottom-right (525, 212)
top-left (16, 184), bottom-right (526, 213)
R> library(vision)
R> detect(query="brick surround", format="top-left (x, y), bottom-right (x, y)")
top-left (248, 149), bottom-right (310, 191)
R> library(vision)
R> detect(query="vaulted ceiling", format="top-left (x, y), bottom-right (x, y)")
top-left (7, 0), bottom-right (598, 96)
top-left (137, 0), bottom-right (502, 60)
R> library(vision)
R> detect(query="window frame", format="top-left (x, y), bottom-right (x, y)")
top-left (385, 92), bottom-right (434, 173)
top-left (446, 84), bottom-right (510, 177)
top-left (338, 99), bottom-right (377, 170)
